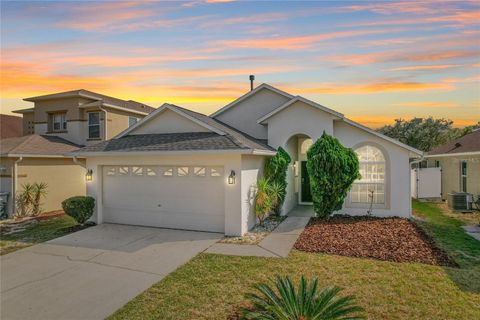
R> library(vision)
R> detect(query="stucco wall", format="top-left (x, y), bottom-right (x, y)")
top-left (427, 155), bottom-right (480, 199)
top-left (215, 88), bottom-right (290, 139)
top-left (130, 109), bottom-right (209, 135)
top-left (0, 157), bottom-right (86, 215)
top-left (266, 100), bottom-right (336, 149)
top-left (22, 112), bottom-right (35, 135)
top-left (85, 153), bottom-right (245, 236)
top-left (241, 155), bottom-right (266, 231)
top-left (333, 121), bottom-right (411, 218)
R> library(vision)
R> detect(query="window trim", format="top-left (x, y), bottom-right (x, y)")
top-left (88, 111), bottom-right (101, 139)
top-left (460, 160), bottom-right (467, 192)
top-left (128, 116), bottom-right (140, 127)
top-left (49, 112), bottom-right (67, 132)
top-left (347, 142), bottom-right (390, 209)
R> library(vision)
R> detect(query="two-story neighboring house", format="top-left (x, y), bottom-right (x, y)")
top-left (1, 90), bottom-right (155, 216)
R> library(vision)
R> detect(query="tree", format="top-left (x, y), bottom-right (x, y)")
top-left (306, 133), bottom-right (360, 218)
top-left (264, 147), bottom-right (291, 214)
top-left (377, 118), bottom-right (479, 152)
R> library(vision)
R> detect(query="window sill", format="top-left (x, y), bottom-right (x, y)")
top-left (46, 131), bottom-right (68, 134)
top-left (87, 138), bottom-right (102, 141)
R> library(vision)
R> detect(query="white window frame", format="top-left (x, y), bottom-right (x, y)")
top-left (88, 112), bottom-right (101, 139)
top-left (349, 144), bottom-right (388, 208)
top-left (460, 160), bottom-right (467, 192)
top-left (51, 112), bottom-right (67, 132)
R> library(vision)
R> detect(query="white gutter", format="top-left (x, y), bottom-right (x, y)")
top-left (101, 103), bottom-right (149, 116)
top-left (425, 151), bottom-right (480, 158)
top-left (67, 148), bottom-right (274, 157)
top-left (73, 156), bottom-right (86, 168)
top-left (12, 157), bottom-right (23, 215)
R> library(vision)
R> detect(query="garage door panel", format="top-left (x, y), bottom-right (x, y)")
top-left (102, 165), bottom-right (225, 233)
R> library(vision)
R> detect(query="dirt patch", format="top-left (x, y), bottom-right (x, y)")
top-left (294, 216), bottom-right (455, 266)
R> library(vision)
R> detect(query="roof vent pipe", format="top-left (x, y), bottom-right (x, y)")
top-left (249, 75), bottom-right (255, 91)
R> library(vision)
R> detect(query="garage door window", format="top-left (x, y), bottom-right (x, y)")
top-left (162, 167), bottom-right (174, 177)
top-left (118, 167), bottom-right (129, 176)
top-left (145, 167), bottom-right (157, 177)
top-left (177, 167), bottom-right (190, 177)
top-left (194, 167), bottom-right (206, 177)
top-left (132, 166), bottom-right (143, 176)
top-left (106, 167), bottom-right (116, 176)
top-left (210, 167), bottom-right (223, 177)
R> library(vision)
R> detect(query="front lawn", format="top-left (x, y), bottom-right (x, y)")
top-left (0, 215), bottom-right (78, 255)
top-left (109, 200), bottom-right (480, 320)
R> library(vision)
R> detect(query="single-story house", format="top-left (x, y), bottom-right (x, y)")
top-left (72, 83), bottom-right (422, 236)
top-left (425, 129), bottom-right (480, 200)
top-left (0, 134), bottom-right (86, 215)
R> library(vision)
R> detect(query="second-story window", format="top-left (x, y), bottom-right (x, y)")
top-left (128, 116), bottom-right (139, 127)
top-left (51, 112), bottom-right (67, 132)
top-left (88, 112), bottom-right (100, 139)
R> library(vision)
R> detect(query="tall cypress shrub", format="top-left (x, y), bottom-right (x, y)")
top-left (264, 147), bottom-right (291, 214)
top-left (306, 132), bottom-right (360, 217)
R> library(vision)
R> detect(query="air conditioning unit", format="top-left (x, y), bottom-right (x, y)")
top-left (447, 193), bottom-right (473, 211)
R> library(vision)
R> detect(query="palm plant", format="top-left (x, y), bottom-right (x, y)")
top-left (242, 275), bottom-right (365, 320)
top-left (255, 178), bottom-right (273, 226)
top-left (268, 181), bottom-right (286, 215)
top-left (14, 183), bottom-right (35, 217)
top-left (32, 182), bottom-right (48, 215)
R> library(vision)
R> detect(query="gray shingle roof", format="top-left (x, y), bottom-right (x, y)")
top-left (1, 134), bottom-right (82, 156)
top-left (73, 132), bottom-right (261, 153)
top-left (24, 89), bottom-right (156, 114)
top-left (73, 103), bottom-right (275, 154)
top-left (428, 130), bottom-right (480, 155)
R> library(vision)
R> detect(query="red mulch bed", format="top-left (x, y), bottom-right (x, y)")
top-left (294, 216), bottom-right (456, 266)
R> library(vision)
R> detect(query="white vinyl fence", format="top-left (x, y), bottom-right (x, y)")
top-left (411, 167), bottom-right (442, 199)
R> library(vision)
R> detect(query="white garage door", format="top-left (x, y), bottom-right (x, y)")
top-left (102, 165), bottom-right (225, 233)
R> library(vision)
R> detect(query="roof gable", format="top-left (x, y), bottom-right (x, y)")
top-left (210, 83), bottom-right (294, 118)
top-left (257, 96), bottom-right (344, 124)
top-left (117, 104), bottom-right (226, 138)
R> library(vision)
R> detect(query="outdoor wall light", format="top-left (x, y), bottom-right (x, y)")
top-left (85, 169), bottom-right (93, 182)
top-left (228, 170), bottom-right (236, 185)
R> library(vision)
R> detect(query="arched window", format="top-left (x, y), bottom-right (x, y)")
top-left (350, 145), bottom-right (386, 204)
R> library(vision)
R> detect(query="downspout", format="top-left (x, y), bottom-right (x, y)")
top-left (12, 156), bottom-right (23, 215)
top-left (99, 106), bottom-right (108, 140)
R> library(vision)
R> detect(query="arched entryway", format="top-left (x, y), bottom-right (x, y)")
top-left (283, 134), bottom-right (314, 214)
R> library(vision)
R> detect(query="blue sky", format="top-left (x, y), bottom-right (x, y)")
top-left (1, 0), bottom-right (479, 127)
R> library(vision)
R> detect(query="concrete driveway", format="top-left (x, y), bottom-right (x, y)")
top-left (1, 224), bottom-right (221, 320)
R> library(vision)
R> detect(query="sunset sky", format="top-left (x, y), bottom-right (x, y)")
top-left (1, 0), bottom-right (479, 128)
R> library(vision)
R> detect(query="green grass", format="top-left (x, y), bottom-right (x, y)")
top-left (0, 216), bottom-right (77, 255)
top-left (109, 201), bottom-right (480, 320)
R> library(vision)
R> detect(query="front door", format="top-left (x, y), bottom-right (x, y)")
top-left (301, 161), bottom-right (312, 203)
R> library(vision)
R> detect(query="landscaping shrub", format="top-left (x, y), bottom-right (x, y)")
top-left (14, 182), bottom-right (48, 217)
top-left (264, 147), bottom-right (291, 214)
top-left (306, 132), bottom-right (360, 217)
top-left (61, 196), bottom-right (95, 224)
top-left (241, 275), bottom-right (365, 320)
top-left (255, 178), bottom-right (273, 226)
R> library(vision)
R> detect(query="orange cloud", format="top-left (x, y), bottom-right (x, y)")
top-left (388, 64), bottom-right (462, 71)
top-left (286, 81), bottom-right (453, 95)
top-left (219, 29), bottom-right (398, 50)
top-left (349, 115), bottom-right (478, 128)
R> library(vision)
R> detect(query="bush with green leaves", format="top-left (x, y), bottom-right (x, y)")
top-left (264, 147), bottom-right (291, 214)
top-left (242, 275), bottom-right (365, 320)
top-left (61, 196), bottom-right (95, 224)
top-left (14, 182), bottom-right (48, 217)
top-left (306, 132), bottom-right (360, 218)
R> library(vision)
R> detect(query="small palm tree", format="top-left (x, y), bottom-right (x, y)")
top-left (32, 182), bottom-right (48, 216)
top-left (268, 181), bottom-right (286, 215)
top-left (242, 275), bottom-right (365, 320)
top-left (255, 178), bottom-right (273, 226)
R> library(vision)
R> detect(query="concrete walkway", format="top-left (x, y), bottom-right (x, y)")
top-left (1, 224), bottom-right (221, 320)
top-left (462, 225), bottom-right (480, 241)
top-left (206, 210), bottom-right (311, 258)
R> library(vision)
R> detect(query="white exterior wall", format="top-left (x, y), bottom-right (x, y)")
top-left (241, 155), bottom-right (266, 231)
top-left (266, 101), bottom-right (336, 149)
top-left (333, 121), bottom-right (412, 218)
top-left (85, 153), bottom-right (245, 236)
top-left (215, 88), bottom-right (290, 139)
top-left (130, 109), bottom-right (209, 135)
